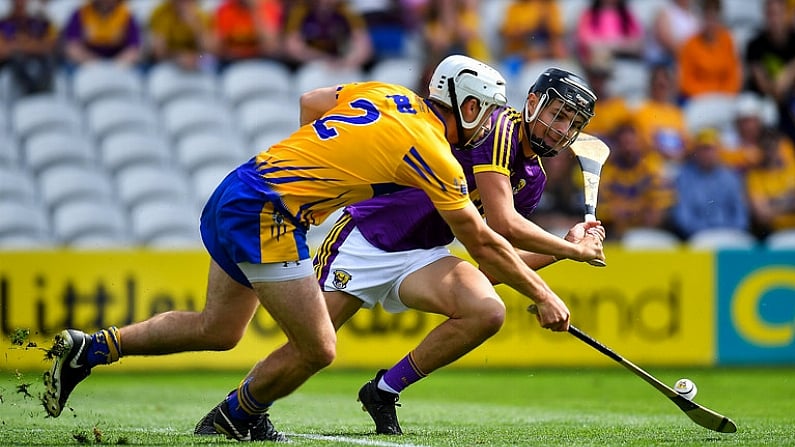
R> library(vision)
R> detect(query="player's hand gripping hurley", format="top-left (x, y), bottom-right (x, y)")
top-left (569, 133), bottom-right (610, 267)
top-left (528, 305), bottom-right (737, 433)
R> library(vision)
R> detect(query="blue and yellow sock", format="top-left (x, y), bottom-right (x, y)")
top-left (227, 378), bottom-right (272, 421)
top-left (86, 326), bottom-right (122, 368)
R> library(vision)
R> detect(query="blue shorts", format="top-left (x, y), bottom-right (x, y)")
top-left (200, 170), bottom-right (311, 287)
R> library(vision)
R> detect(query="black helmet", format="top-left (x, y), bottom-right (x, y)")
top-left (524, 68), bottom-right (597, 157)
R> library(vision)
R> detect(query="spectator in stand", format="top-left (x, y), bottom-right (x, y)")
top-left (498, 0), bottom-right (567, 76)
top-left (413, 0), bottom-right (489, 95)
top-left (721, 92), bottom-right (768, 173)
top-left (745, 0), bottom-right (795, 143)
top-left (746, 127), bottom-right (795, 236)
top-left (213, 0), bottom-right (284, 70)
top-left (0, 0), bottom-right (58, 96)
top-left (598, 121), bottom-right (675, 240)
top-left (677, 0), bottom-right (741, 100)
top-left (670, 128), bottom-right (749, 239)
top-left (62, 0), bottom-right (142, 69)
top-left (581, 49), bottom-right (631, 138)
top-left (147, 0), bottom-right (217, 72)
top-left (348, 0), bottom-right (410, 62)
top-left (574, 0), bottom-right (645, 67)
top-left (646, 0), bottom-right (700, 66)
top-left (283, 0), bottom-right (373, 71)
top-left (633, 63), bottom-right (690, 174)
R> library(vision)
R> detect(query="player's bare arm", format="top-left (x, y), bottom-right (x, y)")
top-left (299, 86), bottom-right (339, 125)
top-left (438, 204), bottom-right (569, 331)
top-left (475, 170), bottom-right (604, 263)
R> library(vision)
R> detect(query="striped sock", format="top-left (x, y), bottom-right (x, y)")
top-left (86, 326), bottom-right (122, 367)
top-left (227, 378), bottom-right (272, 421)
top-left (380, 352), bottom-right (427, 394)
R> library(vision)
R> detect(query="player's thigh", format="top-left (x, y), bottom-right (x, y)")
top-left (324, 290), bottom-right (364, 331)
top-left (203, 259), bottom-right (260, 332)
top-left (398, 256), bottom-right (502, 317)
top-left (252, 275), bottom-right (335, 350)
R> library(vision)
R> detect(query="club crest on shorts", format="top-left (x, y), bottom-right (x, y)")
top-left (332, 269), bottom-right (352, 289)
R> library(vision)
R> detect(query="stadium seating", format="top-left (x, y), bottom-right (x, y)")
top-left (130, 198), bottom-right (200, 245)
top-left (175, 130), bottom-right (248, 175)
top-left (85, 97), bottom-right (160, 144)
top-left (38, 165), bottom-right (115, 211)
top-left (162, 96), bottom-right (235, 141)
top-left (369, 57), bottom-right (424, 91)
top-left (147, 62), bottom-right (218, 107)
top-left (765, 230), bottom-right (795, 250)
top-left (0, 135), bottom-right (20, 167)
top-left (71, 62), bottom-right (145, 106)
top-left (0, 201), bottom-right (50, 244)
top-left (12, 93), bottom-right (83, 143)
top-left (0, 166), bottom-right (37, 205)
top-left (683, 94), bottom-right (738, 134)
top-left (52, 199), bottom-right (129, 246)
top-left (99, 131), bottom-right (173, 174)
top-left (220, 60), bottom-right (292, 106)
top-left (293, 61), bottom-right (364, 99)
top-left (25, 130), bottom-right (96, 176)
top-left (621, 227), bottom-right (681, 251)
top-left (688, 228), bottom-right (758, 249)
top-left (0, 2), bottom-right (778, 251)
top-left (116, 165), bottom-right (191, 210)
top-left (236, 96), bottom-right (298, 142)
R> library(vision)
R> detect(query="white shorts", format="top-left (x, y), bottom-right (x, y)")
top-left (316, 226), bottom-right (452, 313)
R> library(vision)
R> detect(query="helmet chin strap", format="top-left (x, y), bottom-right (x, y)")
top-left (447, 77), bottom-right (468, 149)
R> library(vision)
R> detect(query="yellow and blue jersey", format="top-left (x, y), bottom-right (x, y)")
top-left (201, 81), bottom-right (470, 285)
top-left (236, 81), bottom-right (470, 226)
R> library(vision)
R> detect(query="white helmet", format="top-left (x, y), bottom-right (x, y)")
top-left (428, 55), bottom-right (508, 131)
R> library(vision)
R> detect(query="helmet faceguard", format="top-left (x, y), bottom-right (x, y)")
top-left (428, 55), bottom-right (508, 148)
top-left (524, 68), bottom-right (597, 157)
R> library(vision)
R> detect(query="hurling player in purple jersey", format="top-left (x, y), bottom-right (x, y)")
top-left (310, 67), bottom-right (606, 435)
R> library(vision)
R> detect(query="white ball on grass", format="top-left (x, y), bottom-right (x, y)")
top-left (674, 378), bottom-right (697, 400)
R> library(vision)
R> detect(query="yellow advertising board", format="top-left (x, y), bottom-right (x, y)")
top-left (0, 247), bottom-right (714, 372)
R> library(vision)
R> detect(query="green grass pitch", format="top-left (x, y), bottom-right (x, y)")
top-left (1, 367), bottom-right (793, 446)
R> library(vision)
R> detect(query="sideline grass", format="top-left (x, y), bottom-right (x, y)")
top-left (0, 367), bottom-right (793, 446)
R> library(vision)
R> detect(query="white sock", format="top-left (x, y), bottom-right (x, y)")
top-left (377, 377), bottom-right (400, 395)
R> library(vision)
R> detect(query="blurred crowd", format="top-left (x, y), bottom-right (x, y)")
top-left (2, 0), bottom-right (795, 244)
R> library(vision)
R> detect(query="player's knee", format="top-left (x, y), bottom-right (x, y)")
top-left (306, 339), bottom-right (336, 370)
top-left (208, 331), bottom-right (244, 351)
top-left (476, 298), bottom-right (506, 336)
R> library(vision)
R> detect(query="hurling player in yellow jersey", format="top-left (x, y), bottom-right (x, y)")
top-left (44, 55), bottom-right (572, 441)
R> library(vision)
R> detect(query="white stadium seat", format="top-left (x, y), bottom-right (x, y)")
top-left (25, 130), bottom-right (96, 176)
top-left (116, 165), bottom-right (191, 209)
top-left (162, 96), bottom-right (235, 141)
top-left (220, 60), bottom-right (292, 106)
top-left (0, 166), bottom-right (37, 204)
top-left (0, 201), bottom-right (50, 241)
top-left (52, 199), bottom-right (128, 244)
top-left (86, 97), bottom-right (160, 143)
top-left (191, 164), bottom-right (234, 212)
top-left (293, 61), bottom-right (363, 100)
top-left (766, 230), bottom-right (795, 250)
top-left (369, 58), bottom-right (423, 91)
top-left (38, 165), bottom-right (115, 209)
top-left (175, 130), bottom-right (248, 174)
top-left (100, 131), bottom-right (172, 174)
top-left (684, 94), bottom-right (738, 134)
top-left (621, 227), bottom-right (681, 251)
top-left (688, 228), bottom-right (758, 249)
top-left (72, 62), bottom-right (144, 106)
top-left (236, 96), bottom-right (298, 141)
top-left (147, 62), bottom-right (218, 106)
top-left (130, 198), bottom-right (200, 244)
top-left (12, 93), bottom-right (83, 142)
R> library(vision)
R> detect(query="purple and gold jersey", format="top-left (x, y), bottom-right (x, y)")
top-left (235, 81), bottom-right (471, 227)
top-left (347, 106), bottom-right (548, 251)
